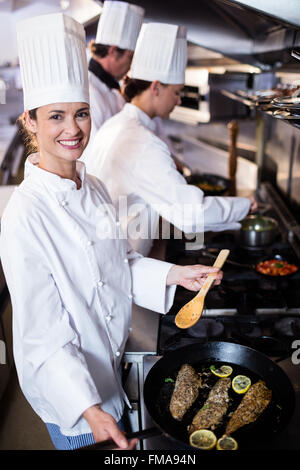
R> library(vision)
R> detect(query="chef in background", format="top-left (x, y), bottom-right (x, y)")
top-left (0, 13), bottom-right (222, 450)
top-left (87, 0), bottom-right (144, 141)
top-left (84, 22), bottom-right (257, 256)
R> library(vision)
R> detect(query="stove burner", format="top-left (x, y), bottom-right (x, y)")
top-left (187, 319), bottom-right (224, 338)
top-left (216, 282), bottom-right (287, 313)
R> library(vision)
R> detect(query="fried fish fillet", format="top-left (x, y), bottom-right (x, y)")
top-left (169, 364), bottom-right (201, 421)
top-left (226, 380), bottom-right (272, 436)
top-left (189, 377), bottom-right (231, 434)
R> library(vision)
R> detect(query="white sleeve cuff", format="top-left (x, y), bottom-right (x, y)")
top-left (130, 257), bottom-right (176, 314)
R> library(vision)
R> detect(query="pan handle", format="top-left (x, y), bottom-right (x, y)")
top-left (77, 427), bottom-right (162, 451)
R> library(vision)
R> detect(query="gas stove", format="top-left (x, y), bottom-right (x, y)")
top-left (140, 186), bottom-right (300, 450)
top-left (159, 228), bottom-right (300, 359)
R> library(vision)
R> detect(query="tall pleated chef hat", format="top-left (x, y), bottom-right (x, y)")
top-left (16, 13), bottom-right (89, 111)
top-left (95, 1), bottom-right (144, 51)
top-left (130, 23), bottom-right (187, 84)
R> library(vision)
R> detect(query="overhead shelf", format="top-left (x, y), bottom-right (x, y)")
top-left (221, 89), bottom-right (300, 129)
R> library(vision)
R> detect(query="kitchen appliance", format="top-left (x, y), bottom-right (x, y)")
top-left (139, 183), bottom-right (300, 450)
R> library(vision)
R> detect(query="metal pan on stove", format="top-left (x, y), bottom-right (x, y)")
top-left (240, 214), bottom-right (279, 248)
top-left (255, 254), bottom-right (299, 279)
top-left (201, 249), bottom-right (298, 281)
top-left (186, 173), bottom-right (230, 196)
top-left (81, 342), bottom-right (295, 451)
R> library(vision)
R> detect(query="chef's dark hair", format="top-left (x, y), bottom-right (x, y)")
top-left (18, 109), bottom-right (38, 154)
top-left (123, 77), bottom-right (168, 102)
top-left (123, 77), bottom-right (151, 102)
top-left (89, 40), bottom-right (126, 58)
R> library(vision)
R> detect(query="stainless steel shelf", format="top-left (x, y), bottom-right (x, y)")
top-left (221, 89), bottom-right (300, 130)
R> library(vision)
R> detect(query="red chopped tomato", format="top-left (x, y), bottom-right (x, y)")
top-left (256, 259), bottom-right (298, 276)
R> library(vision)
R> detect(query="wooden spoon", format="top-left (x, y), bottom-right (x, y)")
top-left (175, 249), bottom-right (230, 329)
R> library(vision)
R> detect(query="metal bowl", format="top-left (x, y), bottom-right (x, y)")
top-left (240, 215), bottom-right (278, 247)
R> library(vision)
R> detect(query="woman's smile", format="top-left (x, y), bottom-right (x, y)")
top-left (58, 137), bottom-right (84, 150)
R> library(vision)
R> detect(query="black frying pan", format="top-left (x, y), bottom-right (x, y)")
top-left (186, 173), bottom-right (230, 196)
top-left (80, 341), bottom-right (295, 451)
top-left (202, 250), bottom-right (299, 280)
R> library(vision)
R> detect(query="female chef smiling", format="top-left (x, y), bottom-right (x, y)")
top-left (0, 14), bottom-right (222, 450)
top-left (84, 23), bottom-right (257, 256)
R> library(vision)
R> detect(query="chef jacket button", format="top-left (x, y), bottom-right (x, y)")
top-left (115, 351), bottom-right (121, 357)
top-left (128, 294), bottom-right (133, 299)
top-left (116, 221), bottom-right (120, 226)
top-left (124, 258), bottom-right (129, 264)
top-left (87, 240), bottom-right (93, 246)
top-left (106, 314), bottom-right (112, 322)
top-left (61, 200), bottom-right (67, 207)
top-left (97, 280), bottom-right (104, 287)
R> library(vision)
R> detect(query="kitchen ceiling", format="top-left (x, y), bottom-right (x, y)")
top-left (132, 0), bottom-right (300, 70)
top-left (2, 0), bottom-right (300, 70)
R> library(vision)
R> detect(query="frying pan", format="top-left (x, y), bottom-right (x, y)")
top-left (186, 173), bottom-right (230, 196)
top-left (80, 341), bottom-right (295, 451)
top-left (201, 250), bottom-right (299, 280)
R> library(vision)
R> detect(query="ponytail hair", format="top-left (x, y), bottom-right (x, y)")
top-left (123, 76), bottom-right (151, 102)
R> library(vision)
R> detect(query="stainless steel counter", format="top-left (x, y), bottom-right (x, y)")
top-left (122, 240), bottom-right (167, 446)
top-left (124, 304), bottom-right (160, 356)
top-left (124, 239), bottom-right (167, 355)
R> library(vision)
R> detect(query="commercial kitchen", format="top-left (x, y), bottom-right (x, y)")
top-left (0, 0), bottom-right (300, 452)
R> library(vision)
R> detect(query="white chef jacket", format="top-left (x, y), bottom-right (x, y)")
top-left (84, 65), bottom-right (174, 161)
top-left (89, 71), bottom-right (125, 142)
top-left (0, 154), bottom-right (176, 436)
top-left (84, 103), bottom-right (251, 255)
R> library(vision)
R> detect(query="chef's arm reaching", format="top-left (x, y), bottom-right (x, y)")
top-left (134, 143), bottom-right (255, 233)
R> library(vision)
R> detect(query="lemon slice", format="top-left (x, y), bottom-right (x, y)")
top-left (189, 429), bottom-right (217, 450)
top-left (216, 436), bottom-right (238, 450)
top-left (210, 365), bottom-right (233, 378)
top-left (232, 375), bottom-right (251, 394)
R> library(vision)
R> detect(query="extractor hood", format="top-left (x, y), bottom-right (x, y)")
top-left (132, 0), bottom-right (300, 70)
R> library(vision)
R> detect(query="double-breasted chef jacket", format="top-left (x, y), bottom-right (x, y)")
top-left (0, 154), bottom-right (176, 436)
top-left (84, 103), bottom-right (251, 255)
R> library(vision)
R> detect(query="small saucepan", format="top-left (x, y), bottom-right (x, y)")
top-left (240, 215), bottom-right (279, 247)
top-left (186, 173), bottom-right (231, 196)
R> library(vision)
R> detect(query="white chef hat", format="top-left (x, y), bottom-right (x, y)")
top-left (95, 1), bottom-right (144, 51)
top-left (16, 13), bottom-right (89, 111)
top-left (130, 23), bottom-right (187, 84)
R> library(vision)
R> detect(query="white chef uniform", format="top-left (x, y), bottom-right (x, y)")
top-left (84, 23), bottom-right (251, 255)
top-left (88, 1), bottom-right (144, 138)
top-left (85, 103), bottom-right (251, 255)
top-left (1, 155), bottom-right (175, 435)
top-left (88, 62), bottom-right (126, 142)
top-left (1, 12), bottom-right (176, 437)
